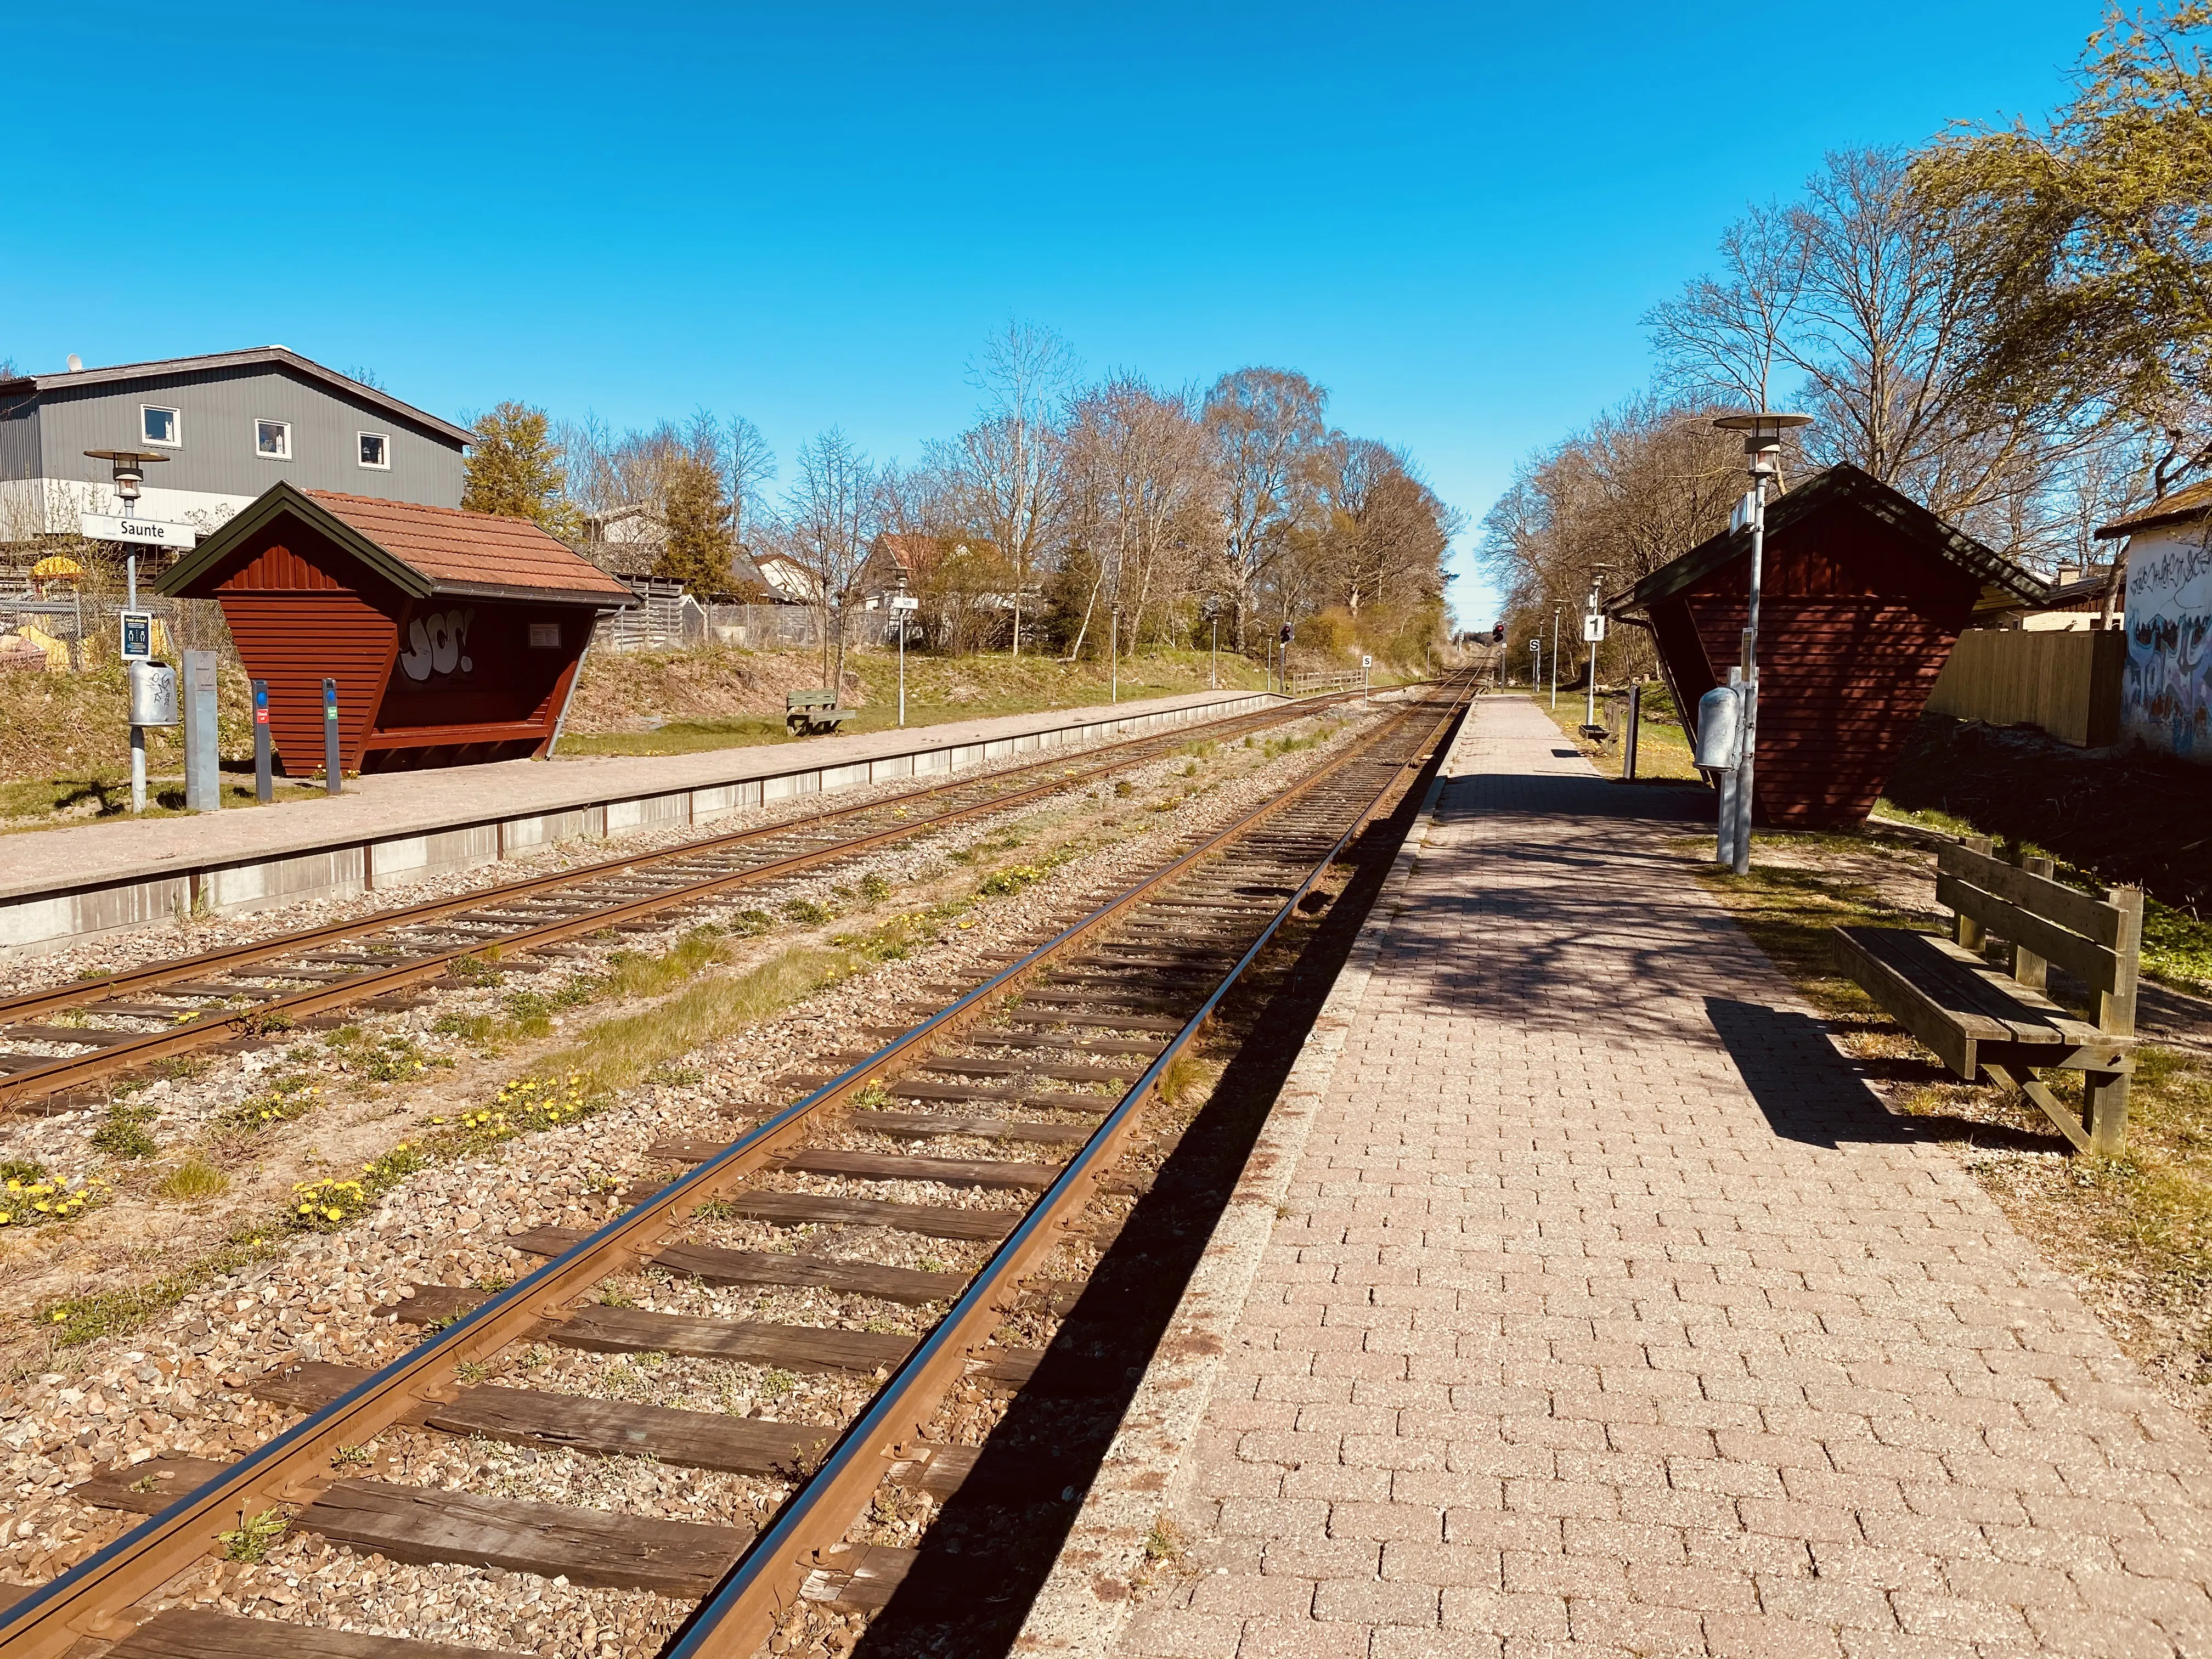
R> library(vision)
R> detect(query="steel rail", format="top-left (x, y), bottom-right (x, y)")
top-left (659, 680), bottom-right (1472, 1656)
top-left (0, 692), bottom-right (1374, 1027)
top-left (0, 681), bottom-right (1463, 1658)
top-left (0, 693), bottom-right (1374, 1108)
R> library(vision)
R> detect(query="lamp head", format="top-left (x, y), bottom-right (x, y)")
top-left (83, 448), bottom-right (168, 501)
top-left (1712, 412), bottom-right (1811, 476)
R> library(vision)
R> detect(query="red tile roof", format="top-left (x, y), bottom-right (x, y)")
top-left (307, 492), bottom-right (632, 602)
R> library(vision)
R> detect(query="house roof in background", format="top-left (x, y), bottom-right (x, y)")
top-left (156, 482), bottom-right (634, 607)
top-left (0, 347), bottom-right (477, 446)
top-left (1605, 464), bottom-right (2051, 616)
top-left (2095, 477), bottom-right (2212, 540)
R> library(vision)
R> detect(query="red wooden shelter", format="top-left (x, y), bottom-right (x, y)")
top-left (1606, 465), bottom-right (2049, 827)
top-left (158, 482), bottom-right (633, 773)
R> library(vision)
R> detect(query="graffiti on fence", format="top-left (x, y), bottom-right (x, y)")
top-left (2123, 532), bottom-right (2212, 759)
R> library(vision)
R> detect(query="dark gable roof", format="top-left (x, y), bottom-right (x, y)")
top-left (2094, 476), bottom-right (2212, 540)
top-left (0, 347), bottom-right (475, 447)
top-left (155, 482), bottom-right (635, 608)
top-left (1605, 464), bottom-right (2050, 616)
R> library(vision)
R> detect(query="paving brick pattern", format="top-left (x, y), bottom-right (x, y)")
top-left (1114, 698), bottom-right (2212, 1658)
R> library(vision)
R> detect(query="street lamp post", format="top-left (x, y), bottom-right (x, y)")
top-left (1711, 411), bottom-right (1813, 876)
top-left (895, 574), bottom-right (909, 727)
top-left (1549, 606), bottom-right (1561, 709)
top-left (86, 448), bottom-right (171, 813)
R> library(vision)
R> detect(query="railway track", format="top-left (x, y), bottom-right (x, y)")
top-left (0, 675), bottom-right (1472, 1659)
top-left (0, 691), bottom-right (1377, 1111)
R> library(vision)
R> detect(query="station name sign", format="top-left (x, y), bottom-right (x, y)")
top-left (78, 512), bottom-right (198, 549)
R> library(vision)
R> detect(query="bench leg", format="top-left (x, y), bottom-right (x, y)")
top-left (1983, 1062), bottom-right (2094, 1154)
top-left (2086, 1068), bottom-right (2131, 1154)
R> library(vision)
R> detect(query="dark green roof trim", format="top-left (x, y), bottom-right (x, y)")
top-left (154, 482), bottom-right (437, 600)
top-left (1604, 464), bottom-right (2051, 617)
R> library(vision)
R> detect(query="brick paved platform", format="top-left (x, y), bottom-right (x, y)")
top-left (1113, 697), bottom-right (2212, 1658)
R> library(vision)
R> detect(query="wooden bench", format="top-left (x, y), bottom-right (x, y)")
top-left (1832, 836), bottom-right (2142, 1153)
top-left (786, 689), bottom-right (856, 737)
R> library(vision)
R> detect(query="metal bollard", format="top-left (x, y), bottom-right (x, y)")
top-left (181, 650), bottom-right (221, 812)
top-left (252, 679), bottom-right (274, 804)
top-left (323, 678), bottom-right (342, 794)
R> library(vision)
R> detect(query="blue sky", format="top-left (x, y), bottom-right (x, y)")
top-left (5, 2), bottom-right (2103, 626)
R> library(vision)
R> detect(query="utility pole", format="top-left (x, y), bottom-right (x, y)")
top-left (1109, 608), bottom-right (1118, 704)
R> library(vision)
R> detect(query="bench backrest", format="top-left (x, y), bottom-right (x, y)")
top-left (1937, 838), bottom-right (2142, 1033)
top-left (787, 690), bottom-right (839, 709)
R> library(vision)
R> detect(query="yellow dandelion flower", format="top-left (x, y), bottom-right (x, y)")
top-left (324, 1207), bottom-right (343, 1221)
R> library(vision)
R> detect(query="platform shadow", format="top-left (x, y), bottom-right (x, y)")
top-left (1700, 996), bottom-right (2070, 1154)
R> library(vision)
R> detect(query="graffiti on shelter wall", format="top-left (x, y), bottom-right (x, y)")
top-left (398, 608), bottom-right (475, 683)
top-left (2123, 532), bottom-right (2212, 759)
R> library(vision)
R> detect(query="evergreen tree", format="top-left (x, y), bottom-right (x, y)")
top-left (656, 454), bottom-right (735, 594)
top-left (463, 402), bottom-right (577, 534)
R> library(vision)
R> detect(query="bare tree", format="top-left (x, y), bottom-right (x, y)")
top-left (724, 415), bottom-right (777, 550)
top-left (1064, 376), bottom-right (1218, 658)
top-left (1480, 395), bottom-right (1746, 682)
top-left (1204, 367), bottom-right (1327, 646)
top-left (1647, 149), bottom-right (2086, 539)
top-left (782, 428), bottom-right (878, 691)
top-left (1311, 440), bottom-right (1460, 624)
top-left (1645, 202), bottom-right (1809, 410)
top-left (958, 321), bottom-right (1077, 656)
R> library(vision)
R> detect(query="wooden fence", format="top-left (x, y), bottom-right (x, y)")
top-left (1925, 628), bottom-right (2125, 747)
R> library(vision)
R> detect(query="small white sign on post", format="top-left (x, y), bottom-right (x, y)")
top-left (1583, 613), bottom-right (1607, 643)
top-left (120, 611), bottom-right (154, 661)
top-left (889, 594), bottom-right (921, 612)
top-left (80, 513), bottom-right (198, 550)
top-left (1361, 654), bottom-right (1373, 668)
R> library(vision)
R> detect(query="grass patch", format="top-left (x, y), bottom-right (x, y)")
top-left (38, 1231), bottom-right (283, 1347)
top-left (216, 1074), bottom-right (323, 1136)
top-left (91, 1102), bottom-right (158, 1160)
top-left (1533, 686), bottom-right (1702, 782)
top-left (323, 1027), bottom-right (439, 1082)
top-left (154, 1159), bottom-right (229, 1203)
top-left (540, 943), bottom-right (857, 1098)
top-left (557, 645), bottom-right (1279, 760)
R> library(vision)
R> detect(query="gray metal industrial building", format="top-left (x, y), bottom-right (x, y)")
top-left (0, 348), bottom-right (473, 542)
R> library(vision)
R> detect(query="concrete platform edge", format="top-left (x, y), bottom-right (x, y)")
top-left (1, 692), bottom-right (1281, 957)
top-left (1010, 706), bottom-right (1466, 1656)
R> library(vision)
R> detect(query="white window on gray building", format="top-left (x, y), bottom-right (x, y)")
top-left (358, 432), bottom-right (390, 469)
top-left (141, 405), bottom-right (180, 447)
top-left (256, 419), bottom-right (291, 460)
